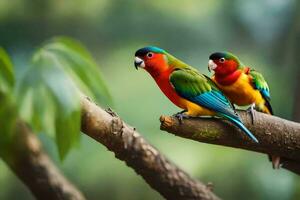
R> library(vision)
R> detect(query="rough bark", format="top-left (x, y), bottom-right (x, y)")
top-left (2, 96), bottom-right (221, 200)
top-left (160, 111), bottom-right (300, 175)
top-left (2, 122), bottom-right (86, 200)
top-left (80, 96), bottom-right (220, 200)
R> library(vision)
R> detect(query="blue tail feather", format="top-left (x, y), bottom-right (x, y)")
top-left (223, 115), bottom-right (259, 143)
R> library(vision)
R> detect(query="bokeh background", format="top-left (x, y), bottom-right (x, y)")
top-left (0, 0), bottom-right (300, 199)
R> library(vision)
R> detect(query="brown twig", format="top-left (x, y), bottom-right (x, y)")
top-left (160, 111), bottom-right (300, 175)
top-left (80, 96), bottom-right (220, 200)
top-left (2, 121), bottom-right (86, 200)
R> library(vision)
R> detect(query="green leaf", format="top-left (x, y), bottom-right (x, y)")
top-left (45, 36), bottom-right (112, 105)
top-left (0, 48), bottom-right (16, 157)
top-left (0, 48), bottom-right (14, 92)
top-left (56, 106), bottom-right (81, 160)
top-left (17, 37), bottom-right (111, 160)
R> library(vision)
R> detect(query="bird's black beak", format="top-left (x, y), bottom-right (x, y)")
top-left (134, 57), bottom-right (145, 70)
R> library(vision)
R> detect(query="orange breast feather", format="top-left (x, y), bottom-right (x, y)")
top-left (214, 73), bottom-right (265, 106)
top-left (153, 71), bottom-right (215, 116)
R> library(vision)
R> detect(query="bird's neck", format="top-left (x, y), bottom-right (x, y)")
top-left (146, 64), bottom-right (174, 80)
top-left (215, 69), bottom-right (243, 85)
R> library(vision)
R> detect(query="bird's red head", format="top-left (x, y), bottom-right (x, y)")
top-left (208, 52), bottom-right (240, 77)
top-left (134, 46), bottom-right (169, 77)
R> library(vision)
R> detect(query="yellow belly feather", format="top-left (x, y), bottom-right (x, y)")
top-left (178, 98), bottom-right (215, 117)
top-left (214, 73), bottom-right (265, 107)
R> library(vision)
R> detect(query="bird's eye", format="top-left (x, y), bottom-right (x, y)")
top-left (219, 58), bottom-right (225, 63)
top-left (147, 52), bottom-right (153, 58)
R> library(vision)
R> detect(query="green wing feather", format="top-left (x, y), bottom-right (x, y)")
top-left (169, 67), bottom-right (259, 143)
top-left (169, 68), bottom-right (235, 116)
top-left (169, 68), bottom-right (211, 97)
top-left (249, 69), bottom-right (270, 100)
top-left (249, 69), bottom-right (273, 114)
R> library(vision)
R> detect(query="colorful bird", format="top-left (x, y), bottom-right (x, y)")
top-left (207, 52), bottom-right (279, 169)
top-left (134, 46), bottom-right (258, 143)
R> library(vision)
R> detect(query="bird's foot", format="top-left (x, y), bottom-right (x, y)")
top-left (271, 155), bottom-right (281, 169)
top-left (231, 103), bottom-right (237, 110)
top-left (172, 110), bottom-right (186, 116)
top-left (246, 104), bottom-right (256, 125)
top-left (173, 111), bottom-right (189, 124)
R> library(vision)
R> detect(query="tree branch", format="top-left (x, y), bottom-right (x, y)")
top-left (2, 96), bottom-right (221, 200)
top-left (80, 96), bottom-right (220, 200)
top-left (2, 121), bottom-right (86, 200)
top-left (159, 111), bottom-right (300, 175)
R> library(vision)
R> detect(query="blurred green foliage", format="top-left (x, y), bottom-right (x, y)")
top-left (17, 37), bottom-right (110, 159)
top-left (0, 0), bottom-right (299, 200)
top-left (0, 48), bottom-right (16, 157)
top-left (0, 37), bottom-right (110, 160)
